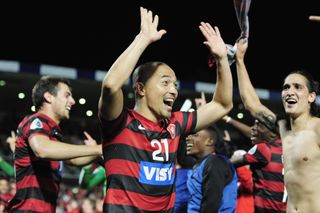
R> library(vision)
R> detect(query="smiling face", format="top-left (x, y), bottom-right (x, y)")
top-left (250, 120), bottom-right (275, 144)
top-left (281, 73), bottom-right (316, 119)
top-left (135, 63), bottom-right (178, 121)
top-left (187, 129), bottom-right (213, 156)
top-left (49, 82), bottom-right (75, 121)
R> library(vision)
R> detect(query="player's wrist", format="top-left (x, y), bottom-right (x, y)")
top-left (223, 115), bottom-right (232, 123)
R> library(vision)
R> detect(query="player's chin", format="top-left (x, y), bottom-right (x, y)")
top-left (187, 150), bottom-right (195, 156)
top-left (162, 111), bottom-right (172, 119)
top-left (64, 113), bottom-right (71, 120)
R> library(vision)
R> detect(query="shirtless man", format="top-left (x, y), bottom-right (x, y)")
top-left (278, 71), bottom-right (320, 212)
top-left (236, 37), bottom-right (320, 212)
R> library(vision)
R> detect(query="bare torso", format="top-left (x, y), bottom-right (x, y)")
top-left (282, 119), bottom-right (320, 213)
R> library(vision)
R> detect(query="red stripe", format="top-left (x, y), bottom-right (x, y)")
top-left (16, 157), bottom-right (59, 171)
top-left (262, 162), bottom-right (283, 173)
top-left (255, 195), bottom-right (287, 211)
top-left (255, 179), bottom-right (284, 192)
top-left (16, 175), bottom-right (59, 193)
top-left (105, 159), bottom-right (140, 178)
top-left (105, 188), bottom-right (175, 211)
top-left (15, 157), bottom-right (31, 167)
top-left (103, 128), bottom-right (180, 153)
top-left (11, 197), bottom-right (55, 213)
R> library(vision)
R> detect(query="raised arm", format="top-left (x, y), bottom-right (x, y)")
top-left (99, 7), bottom-right (166, 121)
top-left (222, 115), bottom-right (251, 139)
top-left (235, 39), bottom-right (276, 125)
top-left (309, 15), bottom-right (320, 22)
top-left (195, 22), bottom-right (233, 132)
top-left (0, 156), bottom-right (14, 177)
top-left (6, 130), bottom-right (16, 153)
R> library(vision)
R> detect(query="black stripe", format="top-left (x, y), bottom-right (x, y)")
top-left (271, 153), bottom-right (282, 163)
top-left (20, 115), bottom-right (63, 141)
top-left (181, 112), bottom-right (189, 136)
top-left (16, 163), bottom-right (61, 183)
top-left (107, 174), bottom-right (174, 197)
top-left (25, 129), bottom-right (49, 140)
top-left (100, 108), bottom-right (127, 140)
top-left (15, 146), bottom-right (35, 160)
top-left (255, 187), bottom-right (285, 203)
top-left (103, 203), bottom-right (174, 213)
top-left (127, 120), bottom-right (181, 141)
top-left (20, 116), bottom-right (49, 132)
top-left (9, 187), bottom-right (58, 206)
top-left (190, 111), bottom-right (197, 133)
top-left (269, 140), bottom-right (282, 147)
top-left (255, 205), bottom-right (285, 213)
top-left (104, 144), bottom-right (176, 163)
top-left (253, 169), bottom-right (284, 183)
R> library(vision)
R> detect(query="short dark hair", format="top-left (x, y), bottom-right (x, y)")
top-left (287, 70), bottom-right (320, 116)
top-left (206, 125), bottom-right (228, 156)
top-left (32, 76), bottom-right (71, 111)
top-left (132, 61), bottom-right (167, 89)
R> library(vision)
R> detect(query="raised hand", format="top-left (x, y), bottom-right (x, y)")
top-left (194, 91), bottom-right (207, 109)
top-left (199, 22), bottom-right (227, 60)
top-left (6, 130), bottom-right (16, 152)
top-left (235, 38), bottom-right (248, 61)
top-left (83, 131), bottom-right (97, 146)
top-left (139, 7), bottom-right (167, 44)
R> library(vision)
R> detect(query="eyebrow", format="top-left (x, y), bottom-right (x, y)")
top-left (66, 91), bottom-right (72, 96)
top-left (160, 75), bottom-right (173, 79)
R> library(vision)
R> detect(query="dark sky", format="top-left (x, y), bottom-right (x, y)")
top-left (1, 1), bottom-right (319, 91)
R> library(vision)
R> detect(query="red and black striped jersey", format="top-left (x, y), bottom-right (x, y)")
top-left (244, 139), bottom-right (287, 213)
top-left (100, 108), bottom-right (196, 213)
top-left (8, 112), bottom-right (63, 213)
top-left (1, 192), bottom-right (13, 211)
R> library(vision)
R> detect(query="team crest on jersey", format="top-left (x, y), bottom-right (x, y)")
top-left (167, 124), bottom-right (176, 139)
top-left (30, 118), bottom-right (43, 130)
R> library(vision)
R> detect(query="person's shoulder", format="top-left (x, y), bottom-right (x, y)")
top-left (18, 112), bottom-right (38, 126)
top-left (311, 117), bottom-right (320, 136)
top-left (206, 154), bottom-right (229, 166)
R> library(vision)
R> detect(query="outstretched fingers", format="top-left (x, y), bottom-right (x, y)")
top-left (214, 26), bottom-right (221, 38)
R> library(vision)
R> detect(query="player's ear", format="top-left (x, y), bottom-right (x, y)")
top-left (308, 91), bottom-right (316, 104)
top-left (43, 92), bottom-right (53, 104)
top-left (135, 82), bottom-right (145, 97)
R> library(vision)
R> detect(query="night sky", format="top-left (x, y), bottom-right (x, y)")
top-left (1, 1), bottom-right (319, 91)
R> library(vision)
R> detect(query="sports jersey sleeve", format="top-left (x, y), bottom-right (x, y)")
top-left (179, 111), bottom-right (197, 136)
top-left (25, 117), bottom-right (52, 141)
top-left (79, 166), bottom-right (106, 190)
top-left (244, 143), bottom-right (271, 166)
top-left (99, 107), bottom-right (127, 140)
top-left (236, 166), bottom-right (253, 193)
top-left (0, 157), bottom-right (14, 177)
top-left (201, 156), bottom-right (232, 213)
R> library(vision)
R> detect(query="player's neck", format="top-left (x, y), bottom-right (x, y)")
top-left (134, 104), bottom-right (160, 123)
top-left (290, 112), bottom-right (313, 131)
top-left (38, 108), bottom-right (60, 124)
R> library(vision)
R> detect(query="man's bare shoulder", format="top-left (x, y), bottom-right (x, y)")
top-left (311, 117), bottom-right (320, 138)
